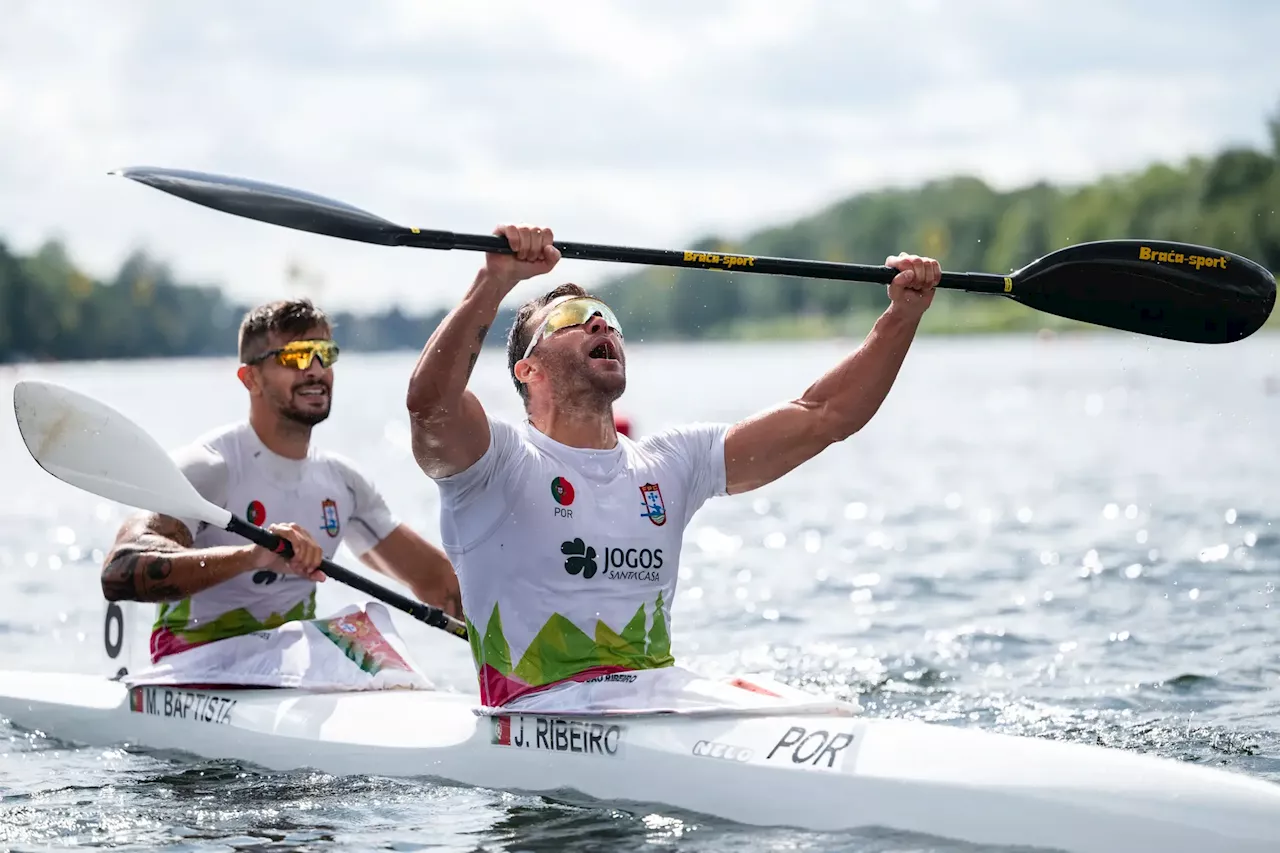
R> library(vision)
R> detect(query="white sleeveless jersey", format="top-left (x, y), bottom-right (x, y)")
top-left (434, 416), bottom-right (728, 707)
top-left (152, 421), bottom-right (399, 661)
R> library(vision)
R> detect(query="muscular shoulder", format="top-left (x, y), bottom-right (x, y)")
top-left (315, 448), bottom-right (375, 491)
top-left (312, 449), bottom-right (392, 516)
top-left (167, 426), bottom-right (236, 509)
top-left (630, 422), bottom-right (730, 507)
top-left (633, 422), bottom-right (729, 462)
top-left (169, 422), bottom-right (244, 474)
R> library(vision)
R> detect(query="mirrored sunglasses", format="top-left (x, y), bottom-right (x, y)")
top-left (523, 298), bottom-right (623, 360)
top-left (246, 339), bottom-right (340, 370)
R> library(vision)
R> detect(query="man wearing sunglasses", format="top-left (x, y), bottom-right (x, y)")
top-left (100, 298), bottom-right (461, 691)
top-left (407, 224), bottom-right (938, 714)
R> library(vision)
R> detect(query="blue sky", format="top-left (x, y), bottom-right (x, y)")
top-left (1, 0), bottom-right (1277, 313)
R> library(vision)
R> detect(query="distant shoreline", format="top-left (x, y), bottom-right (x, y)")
top-left (3, 324), bottom-right (1276, 368)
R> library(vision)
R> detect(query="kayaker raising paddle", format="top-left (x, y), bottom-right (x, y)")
top-left (100, 298), bottom-right (462, 691)
top-left (406, 224), bottom-right (939, 713)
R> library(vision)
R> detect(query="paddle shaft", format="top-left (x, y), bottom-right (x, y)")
top-left (224, 516), bottom-right (469, 641)
top-left (115, 167), bottom-right (1277, 343)
top-left (392, 229), bottom-right (1012, 293)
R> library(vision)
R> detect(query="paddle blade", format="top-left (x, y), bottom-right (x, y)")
top-left (112, 166), bottom-right (409, 247)
top-left (1007, 240), bottom-right (1276, 344)
top-left (12, 380), bottom-right (232, 529)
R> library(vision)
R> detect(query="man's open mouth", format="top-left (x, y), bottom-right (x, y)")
top-left (589, 341), bottom-right (619, 360)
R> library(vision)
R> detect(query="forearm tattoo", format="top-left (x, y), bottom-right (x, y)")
top-left (101, 514), bottom-right (195, 602)
top-left (465, 324), bottom-right (489, 378)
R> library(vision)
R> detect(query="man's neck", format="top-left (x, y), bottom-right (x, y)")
top-left (529, 405), bottom-right (617, 450)
top-left (248, 408), bottom-right (312, 459)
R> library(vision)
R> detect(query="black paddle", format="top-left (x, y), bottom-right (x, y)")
top-left (112, 166), bottom-right (1276, 345)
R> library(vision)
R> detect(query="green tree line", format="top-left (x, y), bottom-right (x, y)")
top-left (2, 109), bottom-right (1277, 363)
top-left (596, 108), bottom-right (1280, 340)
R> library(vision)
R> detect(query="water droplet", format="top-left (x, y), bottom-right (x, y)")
top-left (1225, 508), bottom-right (1237, 524)
top-left (1189, 588), bottom-right (1200, 600)
top-left (844, 502), bottom-right (868, 520)
top-left (763, 532), bottom-right (786, 549)
top-left (1017, 507), bottom-right (1033, 523)
top-left (695, 526), bottom-right (742, 557)
top-left (762, 608), bottom-right (779, 621)
top-left (1124, 504), bottom-right (1138, 519)
top-left (1103, 503), bottom-right (1120, 520)
top-left (865, 530), bottom-right (890, 549)
top-left (803, 530), bottom-right (822, 554)
top-left (1245, 531), bottom-right (1258, 547)
top-left (852, 572), bottom-right (881, 588)
top-left (1136, 529), bottom-right (1148, 544)
top-left (1198, 543), bottom-right (1229, 562)
top-left (944, 492), bottom-right (963, 510)
top-left (736, 569), bottom-right (752, 583)
top-left (1124, 564), bottom-right (1143, 579)
top-left (849, 588), bottom-right (873, 603)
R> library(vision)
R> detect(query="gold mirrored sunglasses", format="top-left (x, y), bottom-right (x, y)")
top-left (523, 298), bottom-right (623, 360)
top-left (246, 339), bottom-right (340, 370)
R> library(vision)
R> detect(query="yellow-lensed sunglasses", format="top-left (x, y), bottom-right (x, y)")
top-left (523, 298), bottom-right (623, 360)
top-left (246, 339), bottom-right (340, 371)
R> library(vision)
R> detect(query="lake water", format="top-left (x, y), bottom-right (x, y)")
top-left (1, 333), bottom-right (1278, 851)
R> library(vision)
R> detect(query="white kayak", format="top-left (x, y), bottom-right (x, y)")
top-left (1, 669), bottom-right (1278, 852)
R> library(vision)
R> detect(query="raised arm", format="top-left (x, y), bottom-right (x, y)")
top-left (101, 512), bottom-right (324, 602)
top-left (723, 253), bottom-right (940, 495)
top-left (406, 224), bottom-right (561, 479)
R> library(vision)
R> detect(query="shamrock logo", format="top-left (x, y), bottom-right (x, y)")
top-left (561, 538), bottom-right (599, 579)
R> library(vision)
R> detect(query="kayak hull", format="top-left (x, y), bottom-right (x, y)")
top-left (1, 669), bottom-right (1278, 853)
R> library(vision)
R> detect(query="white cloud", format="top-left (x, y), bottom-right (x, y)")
top-left (0, 0), bottom-right (1276, 315)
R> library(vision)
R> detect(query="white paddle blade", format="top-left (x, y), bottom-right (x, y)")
top-left (12, 380), bottom-right (232, 529)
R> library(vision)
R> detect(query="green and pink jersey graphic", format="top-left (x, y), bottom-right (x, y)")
top-left (468, 592), bottom-right (674, 706)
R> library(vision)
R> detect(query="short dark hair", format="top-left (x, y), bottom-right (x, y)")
top-left (238, 298), bottom-right (332, 362)
top-left (506, 282), bottom-right (594, 406)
